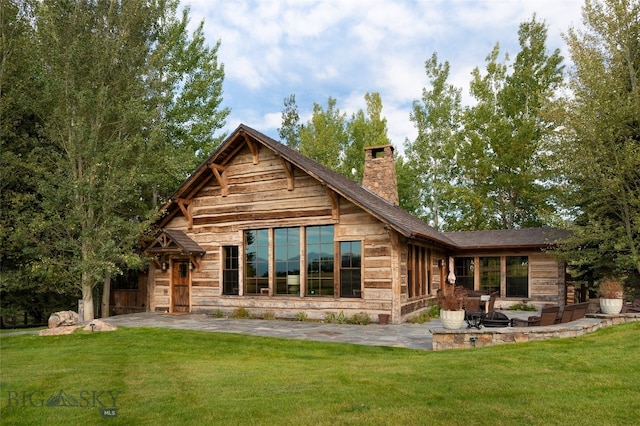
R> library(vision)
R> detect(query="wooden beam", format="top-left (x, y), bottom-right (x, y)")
top-left (245, 138), bottom-right (260, 165)
top-left (189, 255), bottom-right (201, 272)
top-left (176, 199), bottom-right (193, 229)
top-left (324, 186), bottom-right (340, 220)
top-left (208, 163), bottom-right (228, 196)
top-left (279, 157), bottom-right (295, 190)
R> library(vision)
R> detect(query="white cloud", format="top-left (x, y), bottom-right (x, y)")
top-left (180, 0), bottom-right (585, 149)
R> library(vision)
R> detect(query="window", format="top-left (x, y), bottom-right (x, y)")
top-left (506, 256), bottom-right (528, 298)
top-left (306, 225), bottom-right (334, 296)
top-left (454, 257), bottom-right (474, 290)
top-left (245, 229), bottom-right (269, 295)
top-left (340, 241), bottom-right (361, 297)
top-left (223, 246), bottom-right (239, 295)
top-left (480, 257), bottom-right (500, 295)
top-left (112, 269), bottom-right (140, 290)
top-left (275, 228), bottom-right (301, 295)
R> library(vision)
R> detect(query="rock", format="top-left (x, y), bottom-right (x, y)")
top-left (48, 311), bottom-right (79, 328)
top-left (39, 326), bottom-right (78, 336)
top-left (83, 319), bottom-right (117, 332)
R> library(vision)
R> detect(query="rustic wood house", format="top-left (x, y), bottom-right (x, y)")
top-left (113, 124), bottom-right (568, 323)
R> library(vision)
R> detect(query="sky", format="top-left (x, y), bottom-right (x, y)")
top-left (181, 0), bottom-right (586, 151)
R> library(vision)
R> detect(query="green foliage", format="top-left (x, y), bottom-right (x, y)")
top-left (405, 18), bottom-right (565, 231)
top-left (323, 311), bottom-right (371, 324)
top-left (506, 303), bottom-right (538, 312)
top-left (405, 53), bottom-right (462, 228)
top-left (559, 0), bottom-right (640, 283)
top-left (349, 312), bottom-right (372, 325)
top-left (230, 307), bottom-right (253, 319)
top-left (453, 17), bottom-right (565, 230)
top-left (262, 310), bottom-right (275, 320)
top-left (0, 0), bottom-right (229, 320)
top-left (408, 304), bottom-right (441, 323)
top-left (295, 311), bottom-right (308, 321)
top-left (2, 324), bottom-right (639, 424)
top-left (278, 94), bottom-right (301, 149)
top-left (280, 92), bottom-right (392, 183)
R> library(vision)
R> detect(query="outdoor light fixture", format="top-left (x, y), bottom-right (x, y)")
top-left (161, 262), bottom-right (167, 271)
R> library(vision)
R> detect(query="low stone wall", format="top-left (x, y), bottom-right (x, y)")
top-left (431, 313), bottom-right (640, 351)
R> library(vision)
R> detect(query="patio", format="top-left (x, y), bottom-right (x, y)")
top-left (431, 311), bottom-right (640, 350)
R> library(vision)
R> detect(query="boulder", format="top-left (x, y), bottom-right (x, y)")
top-left (48, 310), bottom-right (79, 328)
top-left (83, 319), bottom-right (117, 332)
top-left (39, 326), bottom-right (78, 336)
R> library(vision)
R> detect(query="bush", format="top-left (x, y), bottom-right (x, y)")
top-left (350, 312), bottom-right (372, 325)
top-left (507, 303), bottom-right (537, 312)
top-left (262, 310), bottom-right (275, 320)
top-left (295, 311), bottom-right (308, 321)
top-left (407, 305), bottom-right (440, 323)
top-left (599, 279), bottom-right (624, 299)
top-left (230, 307), bottom-right (253, 319)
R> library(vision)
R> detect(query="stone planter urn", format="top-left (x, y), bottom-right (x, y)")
top-left (440, 309), bottom-right (465, 329)
top-left (600, 298), bottom-right (623, 315)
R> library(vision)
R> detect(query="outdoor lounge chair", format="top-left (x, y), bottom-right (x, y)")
top-left (511, 305), bottom-right (559, 327)
top-left (557, 303), bottom-right (578, 323)
top-left (571, 302), bottom-right (590, 321)
top-left (622, 297), bottom-right (640, 313)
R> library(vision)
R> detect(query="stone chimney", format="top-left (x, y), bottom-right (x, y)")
top-left (362, 145), bottom-right (399, 205)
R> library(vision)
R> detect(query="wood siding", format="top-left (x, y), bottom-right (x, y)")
top-left (145, 140), bottom-right (565, 321)
top-left (151, 144), bottom-right (440, 320)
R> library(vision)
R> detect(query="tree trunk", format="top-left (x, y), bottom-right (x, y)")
top-left (81, 272), bottom-right (95, 322)
top-left (101, 273), bottom-right (111, 318)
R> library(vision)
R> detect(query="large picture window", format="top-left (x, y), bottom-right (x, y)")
top-left (245, 229), bottom-right (269, 295)
top-left (222, 246), bottom-right (239, 295)
top-left (306, 225), bottom-right (334, 296)
top-left (480, 257), bottom-right (500, 295)
top-left (506, 256), bottom-right (528, 298)
top-left (454, 257), bottom-right (474, 291)
top-left (340, 241), bottom-right (361, 298)
top-left (275, 228), bottom-right (301, 295)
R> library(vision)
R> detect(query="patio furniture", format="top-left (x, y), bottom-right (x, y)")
top-left (483, 311), bottom-right (510, 327)
top-left (555, 302), bottom-right (590, 323)
top-left (464, 297), bottom-right (484, 329)
top-left (622, 297), bottom-right (640, 313)
top-left (571, 302), bottom-right (590, 321)
top-left (511, 305), bottom-right (560, 327)
top-left (485, 292), bottom-right (498, 314)
top-left (557, 303), bottom-right (577, 323)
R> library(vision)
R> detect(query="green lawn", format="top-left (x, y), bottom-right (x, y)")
top-left (1, 323), bottom-right (639, 425)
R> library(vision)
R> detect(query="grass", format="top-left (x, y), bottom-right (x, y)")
top-left (1, 323), bottom-right (639, 425)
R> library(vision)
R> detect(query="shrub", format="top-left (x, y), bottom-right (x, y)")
top-left (350, 312), bottom-right (372, 325)
top-left (598, 279), bottom-right (624, 299)
top-left (230, 307), bottom-right (253, 319)
top-left (324, 312), bottom-right (337, 323)
top-left (507, 303), bottom-right (537, 312)
top-left (438, 286), bottom-right (467, 311)
top-left (262, 310), bottom-right (275, 320)
top-left (407, 305), bottom-right (440, 323)
top-left (295, 311), bottom-right (308, 322)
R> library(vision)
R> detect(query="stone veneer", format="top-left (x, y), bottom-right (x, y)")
top-left (431, 313), bottom-right (640, 351)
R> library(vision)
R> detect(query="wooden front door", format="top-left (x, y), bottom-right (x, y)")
top-left (171, 261), bottom-right (190, 313)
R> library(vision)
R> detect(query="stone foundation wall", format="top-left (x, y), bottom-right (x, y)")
top-left (431, 313), bottom-right (640, 351)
